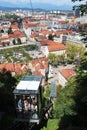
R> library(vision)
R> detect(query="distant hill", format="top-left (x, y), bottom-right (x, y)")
top-left (0, 6), bottom-right (47, 12)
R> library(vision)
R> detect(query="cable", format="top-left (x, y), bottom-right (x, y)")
top-left (29, 0), bottom-right (33, 16)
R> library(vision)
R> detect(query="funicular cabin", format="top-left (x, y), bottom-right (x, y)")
top-left (13, 75), bottom-right (43, 124)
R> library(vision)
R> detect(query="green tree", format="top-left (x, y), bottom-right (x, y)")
top-left (57, 57), bottom-right (87, 129)
top-left (17, 18), bottom-right (23, 29)
top-left (58, 54), bottom-right (65, 63)
top-left (48, 34), bottom-right (54, 41)
top-left (48, 53), bottom-right (58, 66)
top-left (17, 38), bottom-right (22, 44)
top-left (1, 29), bottom-right (4, 33)
top-left (2, 42), bottom-right (5, 47)
top-left (56, 84), bottom-right (62, 94)
top-left (72, 0), bottom-right (87, 16)
top-left (54, 78), bottom-right (76, 119)
top-left (66, 41), bottom-right (85, 63)
top-left (48, 53), bottom-right (66, 66)
top-left (13, 39), bottom-right (16, 45)
top-left (0, 68), bottom-right (17, 111)
top-left (72, 0), bottom-right (87, 43)
top-left (8, 27), bottom-right (13, 34)
top-left (44, 84), bottom-right (51, 99)
top-left (74, 61), bottom-right (87, 127)
top-left (4, 13), bottom-right (18, 19)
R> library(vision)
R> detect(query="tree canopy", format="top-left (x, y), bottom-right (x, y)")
top-left (55, 57), bottom-right (87, 129)
top-left (8, 27), bottom-right (13, 34)
top-left (54, 77), bottom-right (77, 119)
top-left (72, 0), bottom-right (87, 15)
top-left (0, 69), bottom-right (17, 111)
top-left (66, 41), bottom-right (85, 63)
top-left (72, 0), bottom-right (87, 43)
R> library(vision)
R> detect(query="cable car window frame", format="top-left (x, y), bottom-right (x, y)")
top-left (13, 75), bottom-right (42, 123)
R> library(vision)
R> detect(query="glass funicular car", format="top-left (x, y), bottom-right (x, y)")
top-left (13, 75), bottom-right (43, 124)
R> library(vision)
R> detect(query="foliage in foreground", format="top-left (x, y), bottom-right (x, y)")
top-left (72, 0), bottom-right (87, 43)
top-left (55, 58), bottom-right (87, 129)
top-left (41, 119), bottom-right (59, 130)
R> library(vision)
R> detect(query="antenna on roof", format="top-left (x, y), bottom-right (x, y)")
top-left (30, 0), bottom-right (33, 16)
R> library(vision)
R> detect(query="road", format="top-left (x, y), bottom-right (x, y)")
top-left (0, 39), bottom-right (40, 50)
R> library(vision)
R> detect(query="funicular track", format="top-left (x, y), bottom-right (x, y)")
top-left (8, 102), bottom-right (53, 130)
top-left (42, 102), bottom-right (53, 119)
top-left (7, 119), bottom-right (42, 130)
top-left (7, 121), bottom-right (27, 130)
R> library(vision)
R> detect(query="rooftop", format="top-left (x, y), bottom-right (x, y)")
top-left (13, 75), bottom-right (42, 95)
top-left (60, 68), bottom-right (76, 80)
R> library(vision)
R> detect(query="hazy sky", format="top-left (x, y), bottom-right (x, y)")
top-left (0, 0), bottom-right (86, 5)
top-left (0, 0), bottom-right (86, 6)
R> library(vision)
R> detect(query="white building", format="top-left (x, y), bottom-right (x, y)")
top-left (58, 68), bottom-right (76, 88)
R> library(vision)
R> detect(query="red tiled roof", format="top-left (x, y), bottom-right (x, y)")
top-left (23, 21), bottom-right (36, 28)
top-left (58, 20), bottom-right (67, 24)
top-left (36, 35), bottom-right (46, 41)
top-left (30, 32), bottom-right (46, 41)
top-left (9, 30), bottom-right (25, 38)
top-left (41, 40), bottom-right (58, 46)
top-left (0, 35), bottom-right (9, 40)
top-left (30, 57), bottom-right (48, 67)
top-left (0, 63), bottom-right (15, 72)
top-left (0, 58), bottom-right (48, 76)
top-left (70, 16), bottom-right (75, 19)
top-left (0, 26), bottom-right (2, 29)
top-left (40, 30), bottom-right (52, 36)
top-left (0, 25), bottom-right (10, 29)
top-left (41, 40), bottom-right (66, 52)
top-left (14, 30), bottom-right (25, 37)
top-left (11, 25), bottom-right (19, 30)
top-left (11, 22), bottom-right (19, 30)
top-left (30, 32), bottom-right (39, 38)
top-left (8, 34), bottom-right (14, 38)
top-left (38, 23), bottom-right (46, 27)
top-left (55, 30), bottom-right (73, 36)
top-left (60, 69), bottom-right (76, 80)
top-left (30, 57), bottom-right (48, 76)
top-left (0, 41), bottom-right (2, 45)
top-left (0, 62), bottom-right (29, 74)
top-left (68, 22), bottom-right (75, 25)
top-left (32, 71), bottom-right (42, 76)
top-left (48, 43), bottom-right (66, 52)
top-left (1, 41), bottom-right (10, 44)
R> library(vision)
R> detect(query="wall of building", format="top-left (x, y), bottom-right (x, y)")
top-left (58, 71), bottom-right (67, 88)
